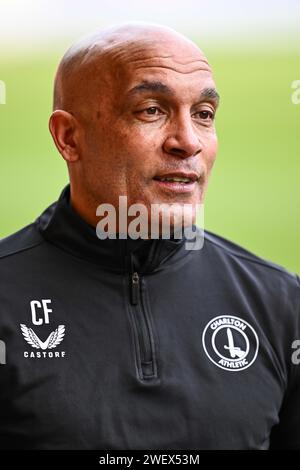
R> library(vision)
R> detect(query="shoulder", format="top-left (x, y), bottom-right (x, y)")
top-left (204, 229), bottom-right (300, 286)
top-left (0, 223), bottom-right (44, 261)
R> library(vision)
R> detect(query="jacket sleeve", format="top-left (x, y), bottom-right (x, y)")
top-left (270, 275), bottom-right (300, 449)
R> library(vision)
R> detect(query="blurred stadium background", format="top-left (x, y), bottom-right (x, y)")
top-left (0, 0), bottom-right (299, 272)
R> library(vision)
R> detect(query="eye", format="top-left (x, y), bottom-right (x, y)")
top-left (193, 109), bottom-right (215, 121)
top-left (144, 106), bottom-right (162, 115)
top-left (135, 106), bottom-right (165, 122)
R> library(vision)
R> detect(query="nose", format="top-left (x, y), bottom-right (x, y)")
top-left (163, 112), bottom-right (203, 158)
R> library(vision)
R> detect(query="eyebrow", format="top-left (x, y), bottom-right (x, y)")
top-left (127, 80), bottom-right (220, 105)
top-left (200, 87), bottom-right (220, 105)
top-left (127, 80), bottom-right (174, 97)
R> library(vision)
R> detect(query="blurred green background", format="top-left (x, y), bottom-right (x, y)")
top-left (0, 47), bottom-right (299, 273)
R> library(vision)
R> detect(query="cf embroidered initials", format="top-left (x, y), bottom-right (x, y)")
top-left (30, 299), bottom-right (52, 325)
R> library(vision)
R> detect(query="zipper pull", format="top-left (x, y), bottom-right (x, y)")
top-left (131, 272), bottom-right (140, 305)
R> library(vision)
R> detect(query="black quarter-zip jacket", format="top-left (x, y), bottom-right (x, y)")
top-left (0, 185), bottom-right (300, 450)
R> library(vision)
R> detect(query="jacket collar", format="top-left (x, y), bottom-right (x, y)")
top-left (36, 185), bottom-right (194, 274)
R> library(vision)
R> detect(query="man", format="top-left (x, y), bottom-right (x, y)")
top-left (0, 22), bottom-right (299, 450)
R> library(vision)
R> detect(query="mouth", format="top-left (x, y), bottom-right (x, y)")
top-left (153, 172), bottom-right (200, 194)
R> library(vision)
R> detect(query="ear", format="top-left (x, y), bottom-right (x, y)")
top-left (49, 110), bottom-right (80, 162)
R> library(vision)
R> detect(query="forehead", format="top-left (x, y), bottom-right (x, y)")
top-left (105, 40), bottom-right (215, 99)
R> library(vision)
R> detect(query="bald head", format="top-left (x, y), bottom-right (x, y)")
top-left (53, 22), bottom-right (210, 112)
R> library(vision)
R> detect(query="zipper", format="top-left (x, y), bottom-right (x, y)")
top-left (129, 271), bottom-right (157, 380)
top-left (131, 272), bottom-right (140, 306)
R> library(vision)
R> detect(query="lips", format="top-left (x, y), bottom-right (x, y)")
top-left (153, 172), bottom-right (200, 194)
top-left (153, 172), bottom-right (199, 184)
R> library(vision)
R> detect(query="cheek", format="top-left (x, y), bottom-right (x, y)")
top-left (80, 123), bottom-right (129, 194)
top-left (118, 127), bottom-right (158, 172)
top-left (124, 125), bottom-right (157, 150)
top-left (85, 121), bottom-right (127, 167)
top-left (204, 132), bottom-right (218, 170)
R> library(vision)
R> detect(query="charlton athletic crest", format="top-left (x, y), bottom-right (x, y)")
top-left (202, 315), bottom-right (259, 371)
